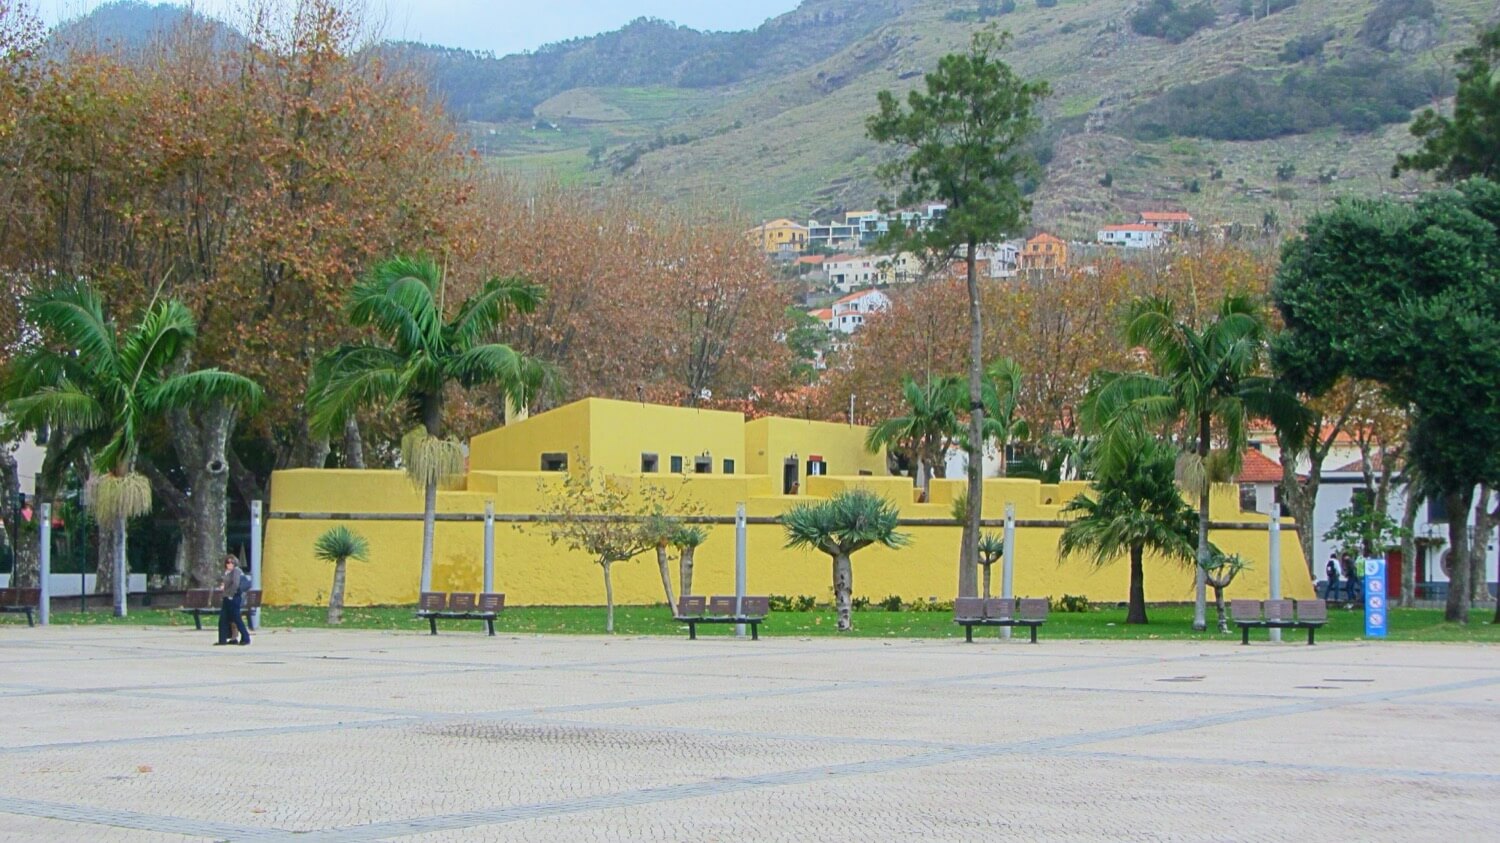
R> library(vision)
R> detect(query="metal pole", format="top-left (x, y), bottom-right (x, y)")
top-left (250, 500), bottom-right (263, 631)
top-left (1001, 503), bottom-right (1016, 640)
top-left (735, 502), bottom-right (747, 638)
top-left (38, 503), bottom-right (51, 626)
top-left (1268, 503), bottom-right (1282, 643)
top-left (483, 500), bottom-right (495, 593)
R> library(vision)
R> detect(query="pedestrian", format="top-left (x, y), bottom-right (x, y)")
top-left (217, 554), bottom-right (251, 646)
top-left (1324, 552), bottom-right (1341, 601)
top-left (1341, 553), bottom-right (1360, 605)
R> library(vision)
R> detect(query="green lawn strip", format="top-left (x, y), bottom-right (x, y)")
top-left (7, 605), bottom-right (1498, 642)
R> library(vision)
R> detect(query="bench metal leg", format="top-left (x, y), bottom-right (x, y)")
top-left (1307, 626), bottom-right (1316, 646)
top-left (25, 608), bottom-right (34, 627)
top-left (965, 624), bottom-right (974, 643)
top-left (428, 616), bottom-right (438, 636)
top-left (1029, 624), bottom-right (1038, 644)
top-left (1241, 625), bottom-right (1250, 645)
top-left (194, 611), bottom-right (204, 631)
top-left (750, 622), bottom-right (759, 641)
top-left (688, 621), bottom-right (697, 640)
top-left (486, 617), bottom-right (495, 637)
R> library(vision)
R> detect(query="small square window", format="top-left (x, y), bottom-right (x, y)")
top-left (669, 455), bottom-right (683, 474)
top-left (540, 453), bottom-right (568, 472)
top-left (722, 459), bottom-right (735, 475)
top-left (694, 456), bottom-right (712, 474)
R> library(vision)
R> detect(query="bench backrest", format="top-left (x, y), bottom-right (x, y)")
top-left (1229, 599), bottom-right (1262, 623)
top-left (0, 588), bottom-right (11, 606)
top-left (448, 592), bottom-right (477, 612)
top-left (1263, 599), bottom-right (1293, 622)
top-left (954, 597), bottom-right (985, 621)
top-left (677, 595), bottom-right (706, 618)
top-left (418, 591), bottom-right (448, 611)
top-left (1295, 598), bottom-right (1327, 623)
top-left (1017, 598), bottom-right (1049, 622)
top-left (707, 595), bottom-right (738, 617)
top-left (182, 588), bottom-right (214, 609)
top-left (740, 596), bottom-right (770, 619)
top-left (242, 590), bottom-right (262, 609)
top-left (478, 592), bottom-right (506, 613)
top-left (984, 598), bottom-right (1015, 621)
top-left (0, 587), bottom-right (38, 607)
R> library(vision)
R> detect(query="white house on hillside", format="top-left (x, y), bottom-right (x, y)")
top-left (829, 289), bottom-right (889, 334)
top-left (824, 255), bottom-right (881, 292)
top-left (1098, 223), bottom-right (1165, 249)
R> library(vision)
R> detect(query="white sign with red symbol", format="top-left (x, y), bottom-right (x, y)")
top-left (1363, 557), bottom-right (1387, 638)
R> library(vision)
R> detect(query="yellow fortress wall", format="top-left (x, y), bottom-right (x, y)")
top-left (264, 398), bottom-right (1313, 607)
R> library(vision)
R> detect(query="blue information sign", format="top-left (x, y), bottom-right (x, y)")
top-left (1363, 556), bottom-right (1387, 638)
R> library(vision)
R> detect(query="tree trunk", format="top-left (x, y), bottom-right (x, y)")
top-left (1127, 544), bottom-right (1148, 624)
top-left (343, 416), bottom-right (365, 469)
top-left (915, 456), bottom-right (929, 498)
top-left (602, 560), bottom-right (615, 633)
top-left (113, 513), bottom-right (128, 618)
top-left (1443, 488), bottom-right (1473, 623)
top-left (679, 545), bottom-right (696, 598)
top-left (1211, 583), bottom-right (1228, 634)
top-left (655, 544), bottom-right (676, 611)
top-left (95, 514), bottom-right (115, 599)
top-left (982, 562), bottom-right (992, 599)
top-left (1280, 458), bottom-right (1319, 579)
top-left (959, 236), bottom-right (983, 599)
top-left (328, 558), bottom-right (346, 625)
top-left (833, 551), bottom-right (854, 631)
top-left (419, 477), bottom-right (437, 594)
top-left (168, 404), bottom-right (236, 589)
top-left (1193, 414), bottom-right (1211, 631)
top-left (1469, 487), bottom-right (1494, 606)
top-left (0, 447), bottom-right (37, 588)
top-left (1399, 486), bottom-right (1419, 608)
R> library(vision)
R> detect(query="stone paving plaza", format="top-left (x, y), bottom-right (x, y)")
top-left (1, 626), bottom-right (1497, 842)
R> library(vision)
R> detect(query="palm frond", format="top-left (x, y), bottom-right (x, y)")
top-left (4, 385), bottom-right (107, 433)
top-left (313, 525), bottom-right (370, 564)
top-left (448, 276), bottom-right (544, 349)
top-left (118, 298), bottom-right (196, 387)
top-left (348, 257), bottom-right (444, 355)
top-left (306, 345), bottom-right (406, 436)
top-left (141, 369), bottom-right (263, 415)
top-left (26, 282), bottom-right (118, 376)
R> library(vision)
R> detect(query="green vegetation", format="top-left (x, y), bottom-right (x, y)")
top-left (1279, 30), bottom-right (1334, 64)
top-left (13, 604), bottom-right (1499, 642)
top-left (783, 489), bottom-right (909, 631)
top-left (1126, 61), bottom-right (1438, 142)
top-left (1395, 24), bottom-right (1500, 181)
top-left (1357, 0), bottom-right (1435, 50)
top-left (1129, 0), bottom-right (1217, 44)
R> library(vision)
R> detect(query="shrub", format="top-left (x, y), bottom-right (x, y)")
top-left (1130, 0), bottom-right (1217, 44)
top-left (1051, 593), bottom-right (1091, 612)
top-left (1358, 0), bottom-right (1435, 50)
top-left (879, 594), bottom-right (904, 612)
top-left (1279, 30), bottom-right (1333, 64)
top-left (1276, 161), bottom-right (1296, 181)
top-left (769, 593), bottom-right (819, 612)
top-left (852, 595), bottom-right (871, 611)
top-left (1099, 170), bottom-right (1114, 187)
top-left (1037, 0), bottom-right (1059, 7)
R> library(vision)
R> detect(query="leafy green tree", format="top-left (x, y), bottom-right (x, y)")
top-left (783, 490), bottom-right (909, 631)
top-left (785, 307), bottom-right (833, 383)
top-left (308, 256), bottom-right (546, 597)
top-left (1085, 293), bottom-right (1268, 631)
top-left (1058, 437), bottom-right (1196, 624)
top-left (866, 28), bottom-right (1049, 597)
top-left (865, 375), bottom-right (964, 498)
top-left (314, 525), bottom-right (369, 625)
top-left (976, 358), bottom-right (1030, 477)
top-left (1394, 24), bottom-right (1498, 181)
top-left (3, 283), bottom-right (261, 616)
top-left (1323, 505), bottom-right (1410, 560)
top-left (1272, 180), bottom-right (1500, 622)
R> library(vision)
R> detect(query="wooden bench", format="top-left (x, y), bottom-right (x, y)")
top-left (178, 588), bottom-right (261, 630)
top-left (416, 591), bottom-right (505, 636)
top-left (675, 595), bottom-right (771, 640)
top-left (0, 587), bottom-right (41, 627)
top-left (953, 597), bottom-right (1049, 643)
top-left (1230, 598), bottom-right (1327, 645)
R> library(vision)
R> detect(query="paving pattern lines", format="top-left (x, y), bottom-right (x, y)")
top-left (1, 630), bottom-right (1498, 841)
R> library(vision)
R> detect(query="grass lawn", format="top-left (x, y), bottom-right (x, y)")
top-left (9, 604), bottom-right (1499, 643)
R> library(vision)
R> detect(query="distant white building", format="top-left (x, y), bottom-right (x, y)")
top-left (824, 255), bottom-right (881, 292)
top-left (1098, 223), bottom-right (1166, 249)
top-left (829, 289), bottom-right (889, 334)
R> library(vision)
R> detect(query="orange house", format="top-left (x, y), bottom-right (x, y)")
top-left (1019, 233), bottom-right (1067, 271)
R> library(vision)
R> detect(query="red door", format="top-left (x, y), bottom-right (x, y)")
top-left (1385, 549), bottom-right (1402, 601)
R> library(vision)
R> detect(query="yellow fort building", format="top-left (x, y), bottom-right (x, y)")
top-left (262, 398), bottom-right (1311, 607)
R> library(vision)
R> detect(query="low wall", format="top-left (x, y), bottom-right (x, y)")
top-left (262, 470), bottom-right (1313, 607)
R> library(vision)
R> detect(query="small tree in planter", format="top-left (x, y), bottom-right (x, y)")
top-left (977, 532), bottom-right (1005, 598)
top-left (672, 524), bottom-right (708, 598)
top-left (783, 489), bottom-right (909, 631)
top-left (314, 526), bottom-right (369, 625)
top-left (1203, 550), bottom-right (1250, 634)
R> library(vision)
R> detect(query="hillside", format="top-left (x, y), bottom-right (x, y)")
top-left (53, 0), bottom-right (1499, 234)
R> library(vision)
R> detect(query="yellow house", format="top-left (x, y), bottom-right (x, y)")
top-left (262, 398), bottom-right (1310, 608)
top-left (744, 218), bottom-right (807, 254)
top-left (1020, 232), bottom-right (1067, 271)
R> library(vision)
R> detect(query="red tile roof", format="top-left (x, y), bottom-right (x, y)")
top-left (1027, 232), bottom-right (1064, 245)
top-left (1237, 448), bottom-right (1284, 483)
top-left (1101, 223), bottom-right (1161, 232)
top-left (1140, 211), bottom-right (1193, 222)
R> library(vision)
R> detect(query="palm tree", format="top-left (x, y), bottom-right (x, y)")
top-left (977, 358), bottom-right (1030, 477)
top-left (865, 375), bottom-right (963, 498)
top-left (977, 532), bottom-right (1004, 598)
top-left (308, 256), bottom-right (546, 596)
top-left (1057, 437), bottom-right (1196, 624)
top-left (2, 283), bottom-right (261, 616)
top-left (641, 512), bottom-right (682, 611)
top-left (672, 524), bottom-right (708, 598)
top-left (1086, 293), bottom-right (1267, 631)
top-left (314, 525), bottom-right (369, 625)
top-left (783, 489), bottom-right (909, 631)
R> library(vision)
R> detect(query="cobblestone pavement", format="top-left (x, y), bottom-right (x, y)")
top-left (1, 625), bottom-right (1497, 841)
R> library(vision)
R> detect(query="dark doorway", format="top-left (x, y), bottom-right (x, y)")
top-left (783, 459), bottom-right (799, 495)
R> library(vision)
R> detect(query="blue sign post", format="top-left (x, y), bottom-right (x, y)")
top-left (1363, 556), bottom-right (1387, 638)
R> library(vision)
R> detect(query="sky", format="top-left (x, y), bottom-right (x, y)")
top-left (39, 1), bottom-right (805, 54)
